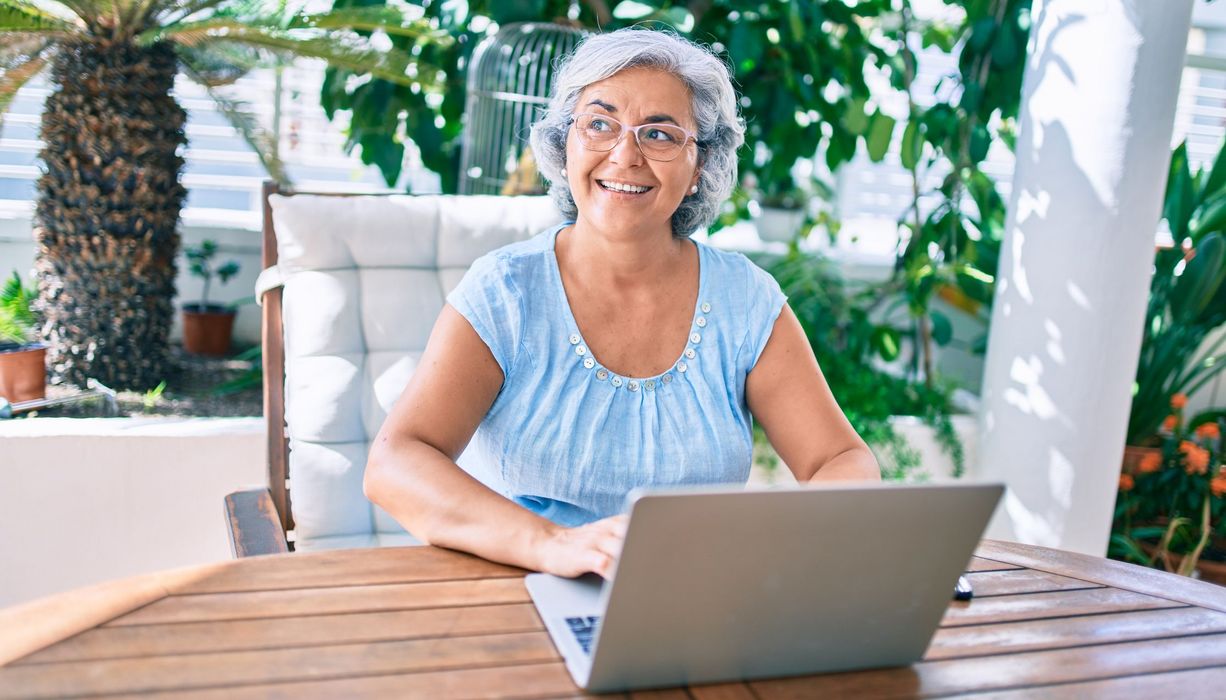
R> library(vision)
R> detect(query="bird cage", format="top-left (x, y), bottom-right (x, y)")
top-left (459, 22), bottom-right (587, 195)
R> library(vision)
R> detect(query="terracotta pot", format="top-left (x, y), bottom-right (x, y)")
top-left (182, 305), bottom-right (236, 357)
top-left (0, 344), bottom-right (47, 403)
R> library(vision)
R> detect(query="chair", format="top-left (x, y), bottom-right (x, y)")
top-left (225, 182), bottom-right (562, 557)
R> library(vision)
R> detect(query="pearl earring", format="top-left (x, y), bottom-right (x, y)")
top-left (561, 167), bottom-right (568, 177)
top-left (690, 185), bottom-right (698, 194)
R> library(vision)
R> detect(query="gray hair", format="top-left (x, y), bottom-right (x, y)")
top-left (529, 27), bottom-right (745, 238)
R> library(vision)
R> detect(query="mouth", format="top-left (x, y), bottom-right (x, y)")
top-left (596, 179), bottom-right (654, 195)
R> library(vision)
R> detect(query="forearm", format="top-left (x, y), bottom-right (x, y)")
top-left (365, 439), bottom-right (557, 571)
top-left (806, 445), bottom-right (881, 482)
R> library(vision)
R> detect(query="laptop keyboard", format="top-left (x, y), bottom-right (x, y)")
top-left (565, 615), bottom-right (601, 654)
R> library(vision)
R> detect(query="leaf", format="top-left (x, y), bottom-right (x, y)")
top-left (1192, 193), bottom-right (1226, 237)
top-left (871, 326), bottom-right (901, 361)
top-left (969, 123), bottom-right (990, 164)
top-left (612, 1), bottom-right (654, 20)
top-left (930, 310), bottom-right (953, 346)
top-left (0, 0), bottom-right (76, 33)
top-left (901, 121), bottom-right (920, 170)
top-left (990, 17), bottom-right (1019, 67)
top-left (865, 112), bottom-right (895, 163)
top-left (842, 96), bottom-right (868, 136)
top-left (1201, 135), bottom-right (1226, 200)
top-left (1165, 141), bottom-right (1195, 240)
top-left (1171, 232), bottom-right (1226, 323)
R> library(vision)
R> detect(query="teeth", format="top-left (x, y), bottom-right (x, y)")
top-left (600, 180), bottom-right (650, 194)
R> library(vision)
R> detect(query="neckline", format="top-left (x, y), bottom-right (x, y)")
top-left (547, 223), bottom-right (709, 384)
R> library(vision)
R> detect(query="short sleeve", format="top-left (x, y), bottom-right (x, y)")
top-left (446, 253), bottom-right (523, 377)
top-left (739, 259), bottom-right (788, 370)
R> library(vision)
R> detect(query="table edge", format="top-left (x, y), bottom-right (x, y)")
top-left (976, 539), bottom-right (1226, 613)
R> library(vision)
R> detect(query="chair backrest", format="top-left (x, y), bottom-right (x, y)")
top-left (259, 183), bottom-right (562, 550)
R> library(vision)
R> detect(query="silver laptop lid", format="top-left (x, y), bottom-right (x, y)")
top-left (584, 481), bottom-right (1004, 692)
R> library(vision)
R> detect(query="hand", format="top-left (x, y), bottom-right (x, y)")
top-left (537, 514), bottom-right (628, 579)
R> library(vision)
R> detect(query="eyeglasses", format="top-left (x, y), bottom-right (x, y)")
top-left (569, 112), bottom-right (698, 162)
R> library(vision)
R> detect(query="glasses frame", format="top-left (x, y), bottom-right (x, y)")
top-left (568, 112), bottom-right (699, 162)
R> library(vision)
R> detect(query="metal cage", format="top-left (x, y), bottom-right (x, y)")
top-left (458, 22), bottom-right (586, 195)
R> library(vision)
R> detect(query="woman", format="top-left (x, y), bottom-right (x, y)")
top-left (365, 28), bottom-right (879, 579)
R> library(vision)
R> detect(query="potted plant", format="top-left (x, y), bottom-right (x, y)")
top-left (1112, 394), bottom-right (1226, 583)
top-left (1127, 140), bottom-right (1226, 447)
top-left (182, 241), bottom-right (241, 357)
top-left (0, 272), bottom-right (46, 403)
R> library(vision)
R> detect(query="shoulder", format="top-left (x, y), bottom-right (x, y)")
top-left (463, 224), bottom-right (563, 289)
top-left (697, 241), bottom-right (780, 296)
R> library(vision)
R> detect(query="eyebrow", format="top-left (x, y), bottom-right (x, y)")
top-left (584, 99), bottom-right (681, 125)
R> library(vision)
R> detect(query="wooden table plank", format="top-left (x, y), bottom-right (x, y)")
top-left (688, 683), bottom-right (757, 700)
top-left (940, 587), bottom-right (1185, 627)
top-left (101, 661), bottom-right (580, 700)
top-left (926, 606), bottom-right (1226, 660)
top-left (0, 631), bottom-right (560, 699)
top-left (108, 578), bottom-right (529, 626)
top-left (965, 557), bottom-right (1023, 573)
top-left (976, 540), bottom-right (1226, 613)
top-left (16, 603), bottom-right (543, 664)
top-left (173, 547), bottom-right (524, 595)
top-left (749, 631), bottom-right (1226, 699)
top-left (945, 665), bottom-right (1226, 699)
top-left (962, 569), bottom-right (1101, 597)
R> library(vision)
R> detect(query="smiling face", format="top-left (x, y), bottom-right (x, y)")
top-left (564, 66), bottom-right (701, 239)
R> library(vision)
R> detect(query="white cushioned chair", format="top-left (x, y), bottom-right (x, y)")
top-left (225, 183), bottom-right (562, 556)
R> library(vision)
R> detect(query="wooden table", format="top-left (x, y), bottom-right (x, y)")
top-left (2, 540), bottom-right (1226, 698)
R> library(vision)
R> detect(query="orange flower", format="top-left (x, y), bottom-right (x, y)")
top-left (1171, 393), bottom-right (1189, 410)
top-left (1196, 423), bottom-right (1221, 441)
top-left (1213, 475), bottom-right (1226, 498)
top-left (1161, 415), bottom-right (1178, 432)
top-left (1137, 452), bottom-right (1163, 474)
top-left (1181, 440), bottom-right (1210, 475)
top-left (1119, 474), bottom-right (1135, 491)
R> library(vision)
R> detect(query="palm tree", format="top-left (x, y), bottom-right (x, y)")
top-left (0, 0), bottom-right (445, 389)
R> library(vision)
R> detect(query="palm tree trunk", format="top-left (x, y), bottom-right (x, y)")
top-left (34, 38), bottom-right (187, 390)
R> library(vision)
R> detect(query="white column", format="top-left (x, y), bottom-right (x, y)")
top-left (975, 0), bottom-right (1194, 556)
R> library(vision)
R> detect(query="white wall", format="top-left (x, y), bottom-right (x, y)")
top-left (0, 418), bottom-right (265, 608)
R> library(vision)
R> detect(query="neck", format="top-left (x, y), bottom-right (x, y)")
top-left (561, 215), bottom-right (685, 287)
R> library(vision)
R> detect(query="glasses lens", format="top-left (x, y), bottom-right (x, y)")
top-left (574, 114), bottom-right (622, 151)
top-left (635, 124), bottom-right (687, 160)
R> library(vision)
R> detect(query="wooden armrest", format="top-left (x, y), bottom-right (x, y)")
top-left (224, 488), bottom-right (289, 558)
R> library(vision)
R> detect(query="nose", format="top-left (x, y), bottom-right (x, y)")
top-left (609, 128), bottom-right (645, 166)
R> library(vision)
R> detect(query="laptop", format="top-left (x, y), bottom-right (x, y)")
top-left (525, 481), bottom-right (1004, 693)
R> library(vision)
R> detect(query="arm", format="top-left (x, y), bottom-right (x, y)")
top-left (364, 305), bottom-right (624, 576)
top-left (745, 305), bottom-right (881, 483)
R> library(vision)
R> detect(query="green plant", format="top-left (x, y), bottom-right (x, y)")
top-left (0, 0), bottom-right (450, 390)
top-left (0, 271), bottom-right (38, 349)
top-left (143, 380), bottom-right (168, 412)
top-left (185, 241), bottom-right (241, 311)
top-left (758, 251), bottom-right (964, 479)
top-left (1127, 139), bottom-right (1226, 445)
top-left (1112, 395), bottom-right (1226, 577)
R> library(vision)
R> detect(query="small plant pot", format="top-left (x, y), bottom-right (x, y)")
top-left (0, 343), bottom-right (47, 403)
top-left (756, 206), bottom-right (807, 243)
top-left (182, 305), bottom-right (236, 357)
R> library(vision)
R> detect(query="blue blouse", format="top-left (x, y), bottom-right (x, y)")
top-left (447, 223), bottom-right (787, 527)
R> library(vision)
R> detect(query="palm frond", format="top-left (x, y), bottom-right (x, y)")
top-left (0, 0), bottom-right (77, 32)
top-left (0, 39), bottom-right (51, 137)
top-left (181, 59), bottom-right (289, 186)
top-left (147, 24), bottom-right (440, 87)
top-left (287, 7), bottom-right (449, 42)
top-left (176, 41), bottom-right (265, 85)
